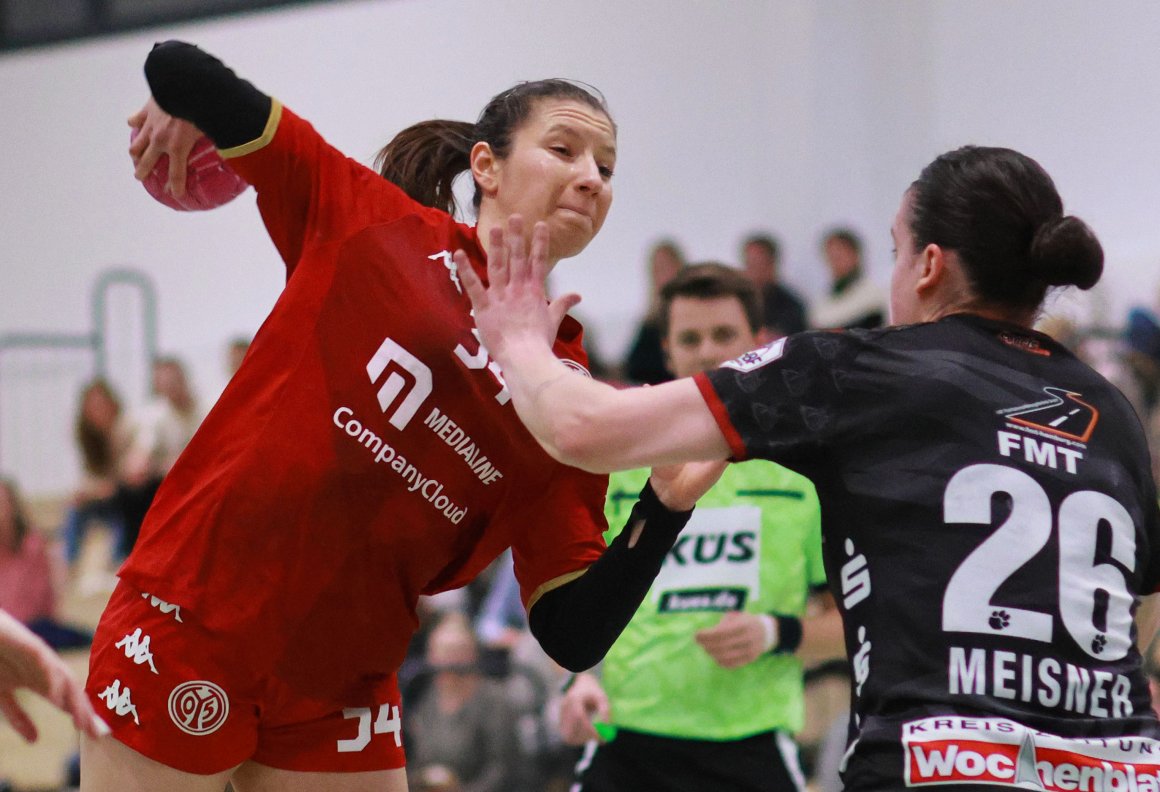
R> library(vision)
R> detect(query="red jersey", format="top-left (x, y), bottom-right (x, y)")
top-left (120, 103), bottom-right (608, 702)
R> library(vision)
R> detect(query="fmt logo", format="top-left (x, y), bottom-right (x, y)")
top-left (366, 339), bottom-right (433, 430)
top-left (997, 387), bottom-right (1099, 443)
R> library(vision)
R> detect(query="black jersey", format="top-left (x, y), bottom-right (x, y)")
top-left (697, 313), bottom-right (1160, 791)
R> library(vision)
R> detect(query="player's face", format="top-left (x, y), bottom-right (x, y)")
top-left (491, 99), bottom-right (616, 262)
top-left (889, 191), bottom-right (922, 325)
top-left (664, 295), bottom-right (759, 378)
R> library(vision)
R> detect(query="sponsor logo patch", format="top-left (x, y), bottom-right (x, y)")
top-left (658, 587), bottom-right (747, 613)
top-left (903, 716), bottom-right (1160, 789)
top-left (168, 680), bottom-right (229, 736)
top-left (721, 337), bottom-right (787, 373)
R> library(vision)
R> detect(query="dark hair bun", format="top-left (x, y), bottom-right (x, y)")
top-left (1028, 215), bottom-right (1104, 290)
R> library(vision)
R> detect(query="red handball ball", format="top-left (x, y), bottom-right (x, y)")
top-left (132, 129), bottom-right (250, 211)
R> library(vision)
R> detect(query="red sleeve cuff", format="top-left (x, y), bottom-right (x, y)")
top-left (694, 372), bottom-right (749, 461)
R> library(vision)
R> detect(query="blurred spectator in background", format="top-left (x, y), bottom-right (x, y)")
top-left (59, 378), bottom-right (132, 569)
top-left (1125, 306), bottom-right (1160, 488)
top-left (474, 550), bottom-right (525, 654)
top-left (622, 239), bottom-right (685, 384)
top-left (741, 232), bottom-right (807, 338)
top-left (226, 335), bottom-right (251, 379)
top-left (809, 227), bottom-right (886, 330)
top-left (0, 479), bottom-right (91, 651)
top-left (117, 356), bottom-right (202, 556)
top-left (406, 612), bottom-right (519, 792)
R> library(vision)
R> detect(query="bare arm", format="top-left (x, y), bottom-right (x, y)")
top-left (797, 591), bottom-right (847, 667)
top-left (459, 217), bottom-right (731, 473)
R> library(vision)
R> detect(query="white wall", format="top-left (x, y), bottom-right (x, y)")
top-left (3, 0), bottom-right (1160, 493)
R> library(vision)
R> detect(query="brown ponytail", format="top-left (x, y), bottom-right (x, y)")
top-left (374, 120), bottom-right (475, 216)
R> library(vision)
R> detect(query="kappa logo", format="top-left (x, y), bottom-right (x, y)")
top-left (97, 679), bottom-right (140, 725)
top-left (722, 337), bottom-right (787, 373)
top-left (168, 681), bottom-right (229, 736)
top-left (996, 387), bottom-right (1098, 443)
top-left (140, 591), bottom-right (183, 622)
top-left (115, 627), bottom-right (158, 674)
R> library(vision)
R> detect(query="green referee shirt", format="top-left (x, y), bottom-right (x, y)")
top-left (601, 463), bottom-right (824, 740)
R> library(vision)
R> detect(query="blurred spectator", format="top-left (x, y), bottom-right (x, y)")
top-left (1145, 626), bottom-right (1160, 718)
top-left (118, 356), bottom-right (203, 555)
top-left (406, 612), bottom-right (520, 792)
top-left (1036, 315), bottom-right (1083, 354)
top-left (1126, 308), bottom-right (1160, 407)
top-left (809, 227), bottom-right (886, 330)
top-left (0, 479), bottom-right (91, 651)
top-left (474, 550), bottom-right (525, 652)
top-left (741, 233), bottom-right (807, 338)
top-left (226, 335), bottom-right (251, 379)
top-left (622, 239), bottom-right (684, 384)
top-left (59, 378), bottom-right (133, 568)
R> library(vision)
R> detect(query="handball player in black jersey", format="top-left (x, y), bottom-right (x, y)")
top-left (467, 147), bottom-right (1160, 791)
top-left (81, 42), bottom-right (713, 792)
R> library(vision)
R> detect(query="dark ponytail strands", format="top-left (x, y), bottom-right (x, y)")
top-left (374, 119), bottom-right (475, 216)
top-left (909, 145), bottom-right (1105, 313)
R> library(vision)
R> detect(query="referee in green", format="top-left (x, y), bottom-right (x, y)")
top-left (558, 264), bottom-right (845, 791)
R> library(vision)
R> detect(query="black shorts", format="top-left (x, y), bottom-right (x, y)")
top-left (573, 727), bottom-right (806, 792)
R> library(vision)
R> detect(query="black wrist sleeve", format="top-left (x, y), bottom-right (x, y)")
top-left (772, 614), bottom-right (803, 655)
top-left (144, 40), bottom-right (272, 149)
top-left (528, 481), bottom-right (692, 672)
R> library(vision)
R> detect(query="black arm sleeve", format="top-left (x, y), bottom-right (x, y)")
top-left (144, 40), bottom-right (271, 149)
top-left (528, 481), bottom-right (692, 672)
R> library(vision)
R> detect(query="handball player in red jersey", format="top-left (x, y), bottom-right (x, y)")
top-left (466, 147), bottom-right (1160, 791)
top-left (82, 41), bottom-right (711, 792)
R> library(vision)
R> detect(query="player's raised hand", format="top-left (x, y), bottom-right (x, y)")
top-left (458, 215), bottom-right (580, 367)
top-left (128, 96), bottom-right (201, 198)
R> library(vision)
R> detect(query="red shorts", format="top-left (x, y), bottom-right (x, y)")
top-left (85, 579), bottom-right (406, 774)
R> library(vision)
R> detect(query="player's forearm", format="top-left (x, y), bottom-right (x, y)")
top-left (144, 40), bottom-right (271, 149)
top-left (527, 481), bottom-right (692, 672)
top-left (499, 336), bottom-right (626, 471)
top-left (501, 338), bottom-right (724, 473)
top-left (798, 606), bottom-right (847, 666)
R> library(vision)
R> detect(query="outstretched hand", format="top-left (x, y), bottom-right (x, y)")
top-left (128, 96), bottom-right (202, 198)
top-left (457, 215), bottom-right (580, 367)
top-left (0, 610), bottom-right (107, 743)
